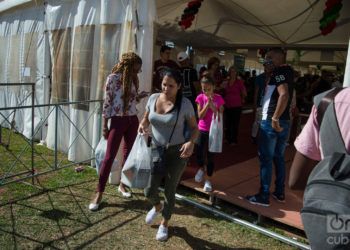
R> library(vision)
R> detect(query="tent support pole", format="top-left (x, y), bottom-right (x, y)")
top-left (170, 190), bottom-right (310, 250)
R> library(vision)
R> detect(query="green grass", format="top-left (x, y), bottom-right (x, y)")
top-left (0, 128), bottom-right (301, 249)
top-left (0, 128), bottom-right (72, 187)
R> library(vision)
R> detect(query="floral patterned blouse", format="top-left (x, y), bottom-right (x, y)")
top-left (102, 73), bottom-right (138, 118)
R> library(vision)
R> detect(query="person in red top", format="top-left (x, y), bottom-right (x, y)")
top-left (223, 66), bottom-right (247, 145)
top-left (152, 45), bottom-right (179, 92)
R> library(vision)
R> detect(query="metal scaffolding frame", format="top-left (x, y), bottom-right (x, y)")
top-left (0, 82), bottom-right (103, 186)
top-left (0, 83), bottom-right (35, 184)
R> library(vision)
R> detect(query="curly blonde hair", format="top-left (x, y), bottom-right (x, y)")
top-left (111, 52), bottom-right (142, 113)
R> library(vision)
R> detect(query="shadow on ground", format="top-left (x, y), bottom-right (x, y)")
top-left (170, 226), bottom-right (258, 250)
top-left (0, 174), bottom-right (295, 249)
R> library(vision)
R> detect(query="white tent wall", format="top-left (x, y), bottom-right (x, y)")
top-left (45, 0), bottom-right (106, 162)
top-left (0, 0), bottom-right (156, 164)
top-left (45, 0), bottom-right (155, 162)
top-left (0, 1), bottom-right (50, 140)
top-left (0, 0), bottom-right (32, 13)
top-left (134, 0), bottom-right (156, 116)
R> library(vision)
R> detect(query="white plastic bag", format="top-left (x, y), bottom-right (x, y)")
top-left (121, 133), bottom-right (151, 189)
top-left (95, 137), bottom-right (118, 174)
top-left (209, 112), bottom-right (223, 153)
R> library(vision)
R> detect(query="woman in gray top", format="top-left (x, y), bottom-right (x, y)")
top-left (138, 69), bottom-right (199, 241)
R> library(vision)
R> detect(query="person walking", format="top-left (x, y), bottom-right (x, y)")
top-left (138, 69), bottom-right (199, 241)
top-left (251, 64), bottom-right (271, 143)
top-left (152, 45), bottom-right (179, 92)
top-left (177, 51), bottom-right (199, 112)
top-left (289, 87), bottom-right (350, 250)
top-left (89, 52), bottom-right (147, 211)
top-left (206, 56), bottom-right (223, 91)
top-left (194, 73), bottom-right (225, 192)
top-left (246, 48), bottom-right (294, 206)
top-left (223, 66), bottom-right (247, 145)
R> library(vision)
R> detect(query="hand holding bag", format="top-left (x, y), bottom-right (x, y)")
top-left (209, 112), bottom-right (223, 153)
top-left (121, 134), bottom-right (152, 189)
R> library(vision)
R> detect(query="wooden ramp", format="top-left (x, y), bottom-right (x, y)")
top-left (180, 112), bottom-right (304, 230)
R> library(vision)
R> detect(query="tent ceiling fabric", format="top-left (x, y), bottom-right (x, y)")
top-left (156, 0), bottom-right (350, 50)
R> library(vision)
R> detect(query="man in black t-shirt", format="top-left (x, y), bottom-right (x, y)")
top-left (152, 45), bottom-right (180, 92)
top-left (246, 48), bottom-right (294, 206)
top-left (177, 51), bottom-right (199, 112)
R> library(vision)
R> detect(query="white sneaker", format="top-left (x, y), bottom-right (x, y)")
top-left (203, 180), bottom-right (212, 192)
top-left (145, 203), bottom-right (163, 225)
top-left (194, 169), bottom-right (204, 182)
top-left (156, 224), bottom-right (168, 241)
top-left (88, 203), bottom-right (99, 211)
top-left (118, 186), bottom-right (132, 198)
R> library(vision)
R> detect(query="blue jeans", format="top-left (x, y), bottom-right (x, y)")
top-left (258, 119), bottom-right (290, 196)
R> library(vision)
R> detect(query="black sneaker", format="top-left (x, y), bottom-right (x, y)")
top-left (272, 192), bottom-right (285, 203)
top-left (245, 193), bottom-right (270, 207)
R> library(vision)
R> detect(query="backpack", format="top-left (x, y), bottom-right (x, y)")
top-left (301, 87), bottom-right (350, 250)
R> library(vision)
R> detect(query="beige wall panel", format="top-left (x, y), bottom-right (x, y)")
top-left (71, 25), bottom-right (95, 111)
top-left (51, 28), bottom-right (72, 103)
top-left (0, 36), bottom-right (7, 83)
top-left (22, 32), bottom-right (38, 85)
top-left (96, 24), bottom-right (121, 102)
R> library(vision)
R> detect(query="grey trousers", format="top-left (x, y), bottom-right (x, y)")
top-left (144, 144), bottom-right (187, 220)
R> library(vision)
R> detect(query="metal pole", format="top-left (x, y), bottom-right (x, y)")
top-left (173, 191), bottom-right (310, 250)
top-left (0, 99), bottom-right (102, 112)
top-left (99, 101), bottom-right (102, 140)
top-left (31, 84), bottom-right (35, 185)
top-left (54, 104), bottom-right (58, 169)
top-left (343, 37), bottom-right (350, 87)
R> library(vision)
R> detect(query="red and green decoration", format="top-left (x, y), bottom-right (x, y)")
top-left (319, 0), bottom-right (343, 36)
top-left (178, 0), bottom-right (204, 30)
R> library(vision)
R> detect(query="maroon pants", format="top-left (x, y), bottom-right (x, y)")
top-left (97, 115), bottom-right (139, 192)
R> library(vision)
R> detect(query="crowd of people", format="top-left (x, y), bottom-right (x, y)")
top-left (88, 46), bottom-right (348, 247)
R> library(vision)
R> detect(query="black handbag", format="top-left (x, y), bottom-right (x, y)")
top-left (151, 145), bottom-right (167, 175)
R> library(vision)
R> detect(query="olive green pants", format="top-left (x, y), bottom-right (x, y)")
top-left (144, 144), bottom-right (187, 220)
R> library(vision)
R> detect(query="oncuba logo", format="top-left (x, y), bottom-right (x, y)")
top-left (327, 214), bottom-right (350, 233)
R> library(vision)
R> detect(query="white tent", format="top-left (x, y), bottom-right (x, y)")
top-left (155, 0), bottom-right (350, 69)
top-left (156, 0), bottom-right (350, 50)
top-left (0, 0), bottom-right (156, 162)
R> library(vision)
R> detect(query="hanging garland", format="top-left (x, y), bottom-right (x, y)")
top-left (178, 0), bottom-right (204, 30)
top-left (319, 0), bottom-right (343, 36)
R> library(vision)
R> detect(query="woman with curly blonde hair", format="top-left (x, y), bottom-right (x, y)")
top-left (89, 52), bottom-right (147, 211)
